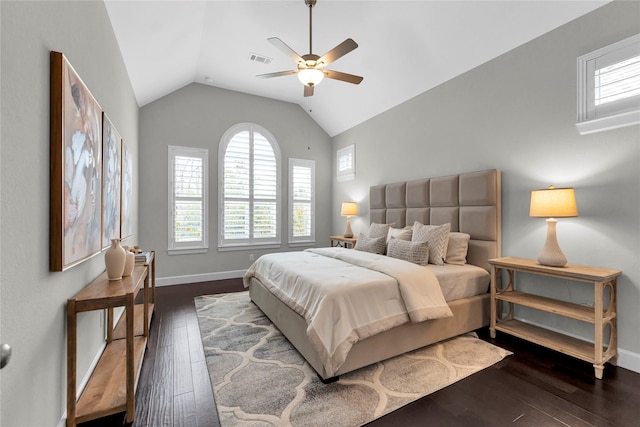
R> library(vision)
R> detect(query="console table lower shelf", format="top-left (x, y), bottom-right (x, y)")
top-left (74, 338), bottom-right (147, 423)
top-left (494, 319), bottom-right (607, 367)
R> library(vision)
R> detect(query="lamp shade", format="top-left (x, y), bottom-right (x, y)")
top-left (530, 186), bottom-right (578, 218)
top-left (298, 68), bottom-right (324, 86)
top-left (341, 202), bottom-right (358, 216)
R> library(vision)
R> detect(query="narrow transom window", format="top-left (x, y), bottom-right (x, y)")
top-left (219, 123), bottom-right (281, 250)
top-left (577, 34), bottom-right (640, 134)
top-left (168, 146), bottom-right (208, 254)
top-left (289, 158), bottom-right (315, 245)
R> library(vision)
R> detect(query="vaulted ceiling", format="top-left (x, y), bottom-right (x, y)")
top-left (105, 0), bottom-right (609, 136)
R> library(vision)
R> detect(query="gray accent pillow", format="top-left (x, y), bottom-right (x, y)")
top-left (354, 233), bottom-right (386, 254)
top-left (368, 222), bottom-right (395, 238)
top-left (387, 238), bottom-right (429, 265)
top-left (412, 221), bottom-right (451, 265)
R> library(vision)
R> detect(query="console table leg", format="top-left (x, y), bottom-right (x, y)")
top-left (594, 364), bottom-right (604, 380)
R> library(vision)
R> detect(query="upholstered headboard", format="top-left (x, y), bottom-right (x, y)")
top-left (369, 169), bottom-right (501, 271)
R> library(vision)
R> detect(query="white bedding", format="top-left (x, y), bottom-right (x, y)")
top-left (426, 264), bottom-right (490, 301)
top-left (243, 247), bottom-right (452, 377)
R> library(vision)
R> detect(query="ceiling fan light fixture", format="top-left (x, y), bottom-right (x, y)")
top-left (297, 67), bottom-right (324, 86)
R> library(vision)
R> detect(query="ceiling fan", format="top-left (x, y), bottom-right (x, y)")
top-left (257, 0), bottom-right (363, 97)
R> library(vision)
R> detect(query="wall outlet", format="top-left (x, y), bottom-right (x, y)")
top-left (249, 254), bottom-right (255, 261)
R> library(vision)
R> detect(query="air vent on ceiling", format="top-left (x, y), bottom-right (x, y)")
top-left (249, 53), bottom-right (272, 65)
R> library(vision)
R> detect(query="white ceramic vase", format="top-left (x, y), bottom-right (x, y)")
top-left (122, 248), bottom-right (135, 277)
top-left (105, 238), bottom-right (126, 281)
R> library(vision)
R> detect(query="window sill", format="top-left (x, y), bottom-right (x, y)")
top-left (577, 109), bottom-right (640, 135)
top-left (168, 247), bottom-right (208, 255)
top-left (218, 243), bottom-right (281, 252)
top-left (288, 241), bottom-right (316, 248)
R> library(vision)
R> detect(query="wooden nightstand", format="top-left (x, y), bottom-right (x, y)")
top-left (329, 235), bottom-right (357, 249)
top-left (488, 257), bottom-right (621, 379)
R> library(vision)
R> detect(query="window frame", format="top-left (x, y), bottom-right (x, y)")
top-left (218, 123), bottom-right (282, 251)
top-left (288, 158), bottom-right (316, 246)
top-left (577, 33), bottom-right (640, 135)
top-left (167, 145), bottom-right (209, 255)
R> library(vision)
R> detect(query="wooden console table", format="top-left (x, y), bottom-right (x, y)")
top-left (66, 251), bottom-right (155, 426)
top-left (489, 257), bottom-right (621, 379)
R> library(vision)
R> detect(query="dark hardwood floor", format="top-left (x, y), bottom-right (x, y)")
top-left (82, 279), bottom-right (639, 427)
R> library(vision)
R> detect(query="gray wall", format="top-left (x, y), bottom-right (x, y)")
top-left (332, 1), bottom-right (640, 372)
top-left (0, 1), bottom-right (139, 426)
top-left (138, 83), bottom-right (333, 283)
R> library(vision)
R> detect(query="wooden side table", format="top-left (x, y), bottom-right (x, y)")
top-left (489, 257), bottom-right (621, 379)
top-left (329, 235), bottom-right (357, 249)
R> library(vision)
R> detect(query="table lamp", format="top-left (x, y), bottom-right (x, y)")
top-left (529, 185), bottom-right (578, 267)
top-left (341, 202), bottom-right (358, 238)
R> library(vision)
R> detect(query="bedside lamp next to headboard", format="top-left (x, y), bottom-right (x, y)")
top-left (341, 202), bottom-right (358, 238)
top-left (530, 185), bottom-right (578, 267)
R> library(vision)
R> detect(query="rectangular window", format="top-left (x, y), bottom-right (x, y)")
top-left (577, 34), bottom-right (640, 134)
top-left (336, 144), bottom-right (355, 181)
top-left (289, 158), bottom-right (315, 245)
top-left (168, 146), bottom-right (208, 254)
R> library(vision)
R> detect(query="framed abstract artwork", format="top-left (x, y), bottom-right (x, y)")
top-left (50, 51), bottom-right (103, 271)
top-left (102, 113), bottom-right (121, 248)
top-left (120, 141), bottom-right (133, 240)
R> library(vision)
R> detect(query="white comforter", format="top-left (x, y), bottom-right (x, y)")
top-left (243, 247), bottom-right (453, 376)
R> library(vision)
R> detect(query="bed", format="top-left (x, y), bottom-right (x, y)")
top-left (244, 169), bottom-right (501, 381)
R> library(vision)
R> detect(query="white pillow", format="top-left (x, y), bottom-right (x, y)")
top-left (386, 226), bottom-right (413, 243)
top-left (367, 222), bottom-right (395, 239)
top-left (446, 232), bottom-right (471, 265)
top-left (411, 221), bottom-right (451, 266)
top-left (387, 237), bottom-right (429, 265)
top-left (354, 233), bottom-right (386, 254)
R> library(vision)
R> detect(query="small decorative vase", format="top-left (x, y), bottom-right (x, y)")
top-left (122, 247), bottom-right (135, 277)
top-left (105, 238), bottom-right (126, 281)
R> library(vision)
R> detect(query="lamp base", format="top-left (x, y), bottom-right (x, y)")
top-left (537, 218), bottom-right (568, 267)
top-left (343, 216), bottom-right (354, 238)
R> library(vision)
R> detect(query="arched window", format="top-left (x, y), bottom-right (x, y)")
top-left (218, 123), bottom-right (281, 249)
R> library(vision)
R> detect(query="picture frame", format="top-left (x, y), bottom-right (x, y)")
top-left (120, 140), bottom-right (133, 240)
top-left (102, 113), bottom-right (121, 248)
top-left (50, 51), bottom-right (103, 271)
top-left (336, 144), bottom-right (355, 181)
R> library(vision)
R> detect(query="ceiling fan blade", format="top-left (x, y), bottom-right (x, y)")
top-left (324, 69), bottom-right (363, 85)
top-left (304, 85), bottom-right (314, 97)
top-left (268, 37), bottom-right (304, 63)
top-left (257, 70), bottom-right (298, 79)
top-left (318, 38), bottom-right (358, 66)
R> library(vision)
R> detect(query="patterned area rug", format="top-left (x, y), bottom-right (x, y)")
top-left (195, 291), bottom-right (511, 427)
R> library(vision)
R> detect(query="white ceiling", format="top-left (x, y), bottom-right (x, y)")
top-left (105, 0), bottom-right (609, 137)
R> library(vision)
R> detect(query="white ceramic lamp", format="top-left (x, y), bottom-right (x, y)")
top-left (529, 185), bottom-right (578, 267)
top-left (341, 202), bottom-right (358, 238)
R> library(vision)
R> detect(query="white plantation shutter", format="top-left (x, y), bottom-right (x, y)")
top-left (219, 123), bottom-right (281, 249)
top-left (577, 34), bottom-right (640, 134)
top-left (289, 158), bottom-right (315, 244)
top-left (168, 146), bottom-right (208, 253)
top-left (595, 55), bottom-right (640, 106)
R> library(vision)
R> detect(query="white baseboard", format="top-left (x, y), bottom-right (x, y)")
top-left (156, 269), bottom-right (246, 286)
top-left (514, 317), bottom-right (640, 374)
top-left (618, 348), bottom-right (640, 374)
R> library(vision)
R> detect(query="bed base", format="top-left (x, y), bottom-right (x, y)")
top-left (249, 277), bottom-right (490, 380)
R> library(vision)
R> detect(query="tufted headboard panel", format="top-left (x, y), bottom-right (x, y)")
top-left (369, 169), bottom-right (501, 271)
